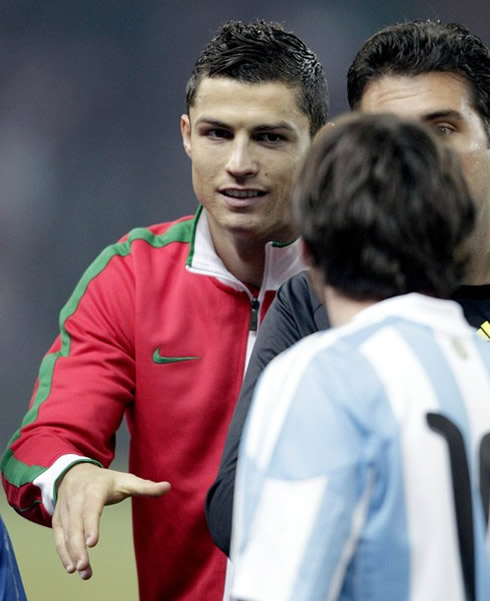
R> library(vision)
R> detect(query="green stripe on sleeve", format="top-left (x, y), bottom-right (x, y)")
top-left (1, 218), bottom-right (195, 488)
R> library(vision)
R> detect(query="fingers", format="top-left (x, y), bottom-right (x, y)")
top-left (53, 503), bottom-right (94, 578)
top-left (53, 490), bottom-right (102, 579)
top-left (52, 464), bottom-right (171, 580)
top-left (52, 512), bottom-right (76, 574)
top-left (53, 463), bottom-right (105, 579)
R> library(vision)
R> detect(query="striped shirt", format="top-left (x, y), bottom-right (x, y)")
top-left (231, 293), bottom-right (490, 601)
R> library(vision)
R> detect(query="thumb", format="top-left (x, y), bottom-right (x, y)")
top-left (119, 473), bottom-right (171, 499)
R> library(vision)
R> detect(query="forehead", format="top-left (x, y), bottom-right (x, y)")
top-left (189, 77), bottom-right (309, 130)
top-left (359, 72), bottom-right (476, 117)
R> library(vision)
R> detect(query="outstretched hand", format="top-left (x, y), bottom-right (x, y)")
top-left (52, 463), bottom-right (171, 579)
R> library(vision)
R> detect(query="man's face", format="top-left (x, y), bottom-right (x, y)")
top-left (359, 72), bottom-right (490, 212)
top-left (181, 77), bottom-right (312, 246)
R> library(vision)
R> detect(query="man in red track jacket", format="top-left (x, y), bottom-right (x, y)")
top-left (1, 20), bottom-right (329, 601)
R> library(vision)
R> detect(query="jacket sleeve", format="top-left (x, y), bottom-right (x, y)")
top-left (205, 270), bottom-right (328, 555)
top-left (1, 239), bottom-right (136, 526)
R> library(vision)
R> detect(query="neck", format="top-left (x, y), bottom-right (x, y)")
top-left (463, 235), bottom-right (490, 285)
top-left (208, 225), bottom-right (267, 289)
top-left (205, 212), bottom-right (295, 289)
top-left (323, 286), bottom-right (376, 327)
top-left (217, 238), bottom-right (266, 288)
top-left (464, 193), bottom-right (490, 285)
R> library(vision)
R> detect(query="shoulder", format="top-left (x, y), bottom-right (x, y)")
top-left (259, 324), bottom-right (389, 424)
top-left (71, 215), bottom-right (196, 291)
top-left (246, 331), bottom-right (377, 467)
top-left (257, 330), bottom-right (340, 399)
top-left (90, 215), bottom-right (196, 266)
top-left (119, 214), bottom-right (195, 249)
top-left (277, 270), bottom-right (316, 306)
top-left (275, 270), bottom-right (329, 332)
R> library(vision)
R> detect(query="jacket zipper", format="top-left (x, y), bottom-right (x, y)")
top-left (249, 297), bottom-right (260, 332)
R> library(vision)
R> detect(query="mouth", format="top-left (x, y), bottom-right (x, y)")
top-left (221, 189), bottom-right (267, 199)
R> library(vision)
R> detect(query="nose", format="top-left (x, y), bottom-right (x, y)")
top-left (225, 136), bottom-right (258, 179)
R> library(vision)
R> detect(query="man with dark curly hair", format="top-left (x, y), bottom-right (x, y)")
top-left (232, 112), bottom-right (490, 601)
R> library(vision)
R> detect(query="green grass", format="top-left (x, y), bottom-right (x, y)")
top-left (1, 490), bottom-right (138, 601)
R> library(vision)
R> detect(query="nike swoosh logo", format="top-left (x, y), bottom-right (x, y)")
top-left (152, 348), bottom-right (201, 364)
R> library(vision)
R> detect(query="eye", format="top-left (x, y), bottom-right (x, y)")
top-left (432, 123), bottom-right (455, 137)
top-left (255, 132), bottom-right (287, 144)
top-left (206, 128), bottom-right (232, 140)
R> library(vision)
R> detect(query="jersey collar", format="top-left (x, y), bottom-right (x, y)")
top-left (186, 205), bottom-right (306, 296)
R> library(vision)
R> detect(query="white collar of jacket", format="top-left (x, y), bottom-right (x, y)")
top-left (186, 205), bottom-right (306, 298)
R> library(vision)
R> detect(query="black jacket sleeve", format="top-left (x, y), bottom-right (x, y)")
top-left (205, 270), bottom-right (329, 555)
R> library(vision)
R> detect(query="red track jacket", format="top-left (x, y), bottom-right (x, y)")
top-left (1, 206), bottom-right (305, 601)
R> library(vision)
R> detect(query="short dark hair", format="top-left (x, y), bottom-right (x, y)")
top-left (293, 113), bottom-right (475, 300)
top-left (347, 20), bottom-right (490, 140)
top-left (185, 20), bottom-right (329, 136)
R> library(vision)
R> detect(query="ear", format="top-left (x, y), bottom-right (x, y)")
top-left (180, 114), bottom-right (192, 158)
top-left (312, 120), bottom-right (336, 142)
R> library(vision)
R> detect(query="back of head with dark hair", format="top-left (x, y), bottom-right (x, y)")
top-left (293, 113), bottom-right (475, 300)
top-left (186, 20), bottom-right (329, 135)
top-left (347, 20), bottom-right (490, 139)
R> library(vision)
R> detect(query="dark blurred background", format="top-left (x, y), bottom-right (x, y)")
top-left (1, 0), bottom-right (489, 457)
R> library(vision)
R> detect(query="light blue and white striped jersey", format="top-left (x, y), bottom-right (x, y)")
top-left (231, 293), bottom-right (490, 601)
